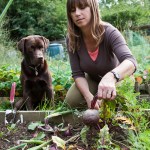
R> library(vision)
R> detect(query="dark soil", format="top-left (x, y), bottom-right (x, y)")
top-left (0, 122), bottom-right (90, 150)
top-left (0, 121), bottom-right (129, 150)
top-left (0, 123), bottom-right (33, 150)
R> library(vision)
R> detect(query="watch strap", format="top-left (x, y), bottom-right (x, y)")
top-left (110, 71), bottom-right (120, 82)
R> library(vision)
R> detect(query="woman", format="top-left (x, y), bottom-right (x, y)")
top-left (65, 0), bottom-right (137, 110)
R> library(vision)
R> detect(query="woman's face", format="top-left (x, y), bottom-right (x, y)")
top-left (70, 5), bottom-right (92, 29)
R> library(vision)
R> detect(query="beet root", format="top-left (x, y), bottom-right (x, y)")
top-left (82, 109), bottom-right (100, 126)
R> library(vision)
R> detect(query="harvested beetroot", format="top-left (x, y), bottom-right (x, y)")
top-left (82, 109), bottom-right (100, 126)
top-left (82, 94), bottom-right (100, 126)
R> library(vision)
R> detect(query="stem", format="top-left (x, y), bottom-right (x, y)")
top-left (27, 140), bottom-right (51, 150)
top-left (8, 143), bottom-right (27, 150)
top-left (45, 110), bottom-right (73, 120)
top-left (111, 139), bottom-right (130, 149)
top-left (19, 139), bottom-right (44, 145)
top-left (0, 0), bottom-right (14, 22)
top-left (91, 93), bottom-right (98, 109)
top-left (66, 134), bottom-right (80, 143)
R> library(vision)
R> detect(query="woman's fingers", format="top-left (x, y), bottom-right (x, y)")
top-left (98, 85), bottom-right (116, 100)
top-left (93, 100), bottom-right (103, 110)
top-left (107, 91), bottom-right (112, 99)
top-left (110, 90), bottom-right (116, 100)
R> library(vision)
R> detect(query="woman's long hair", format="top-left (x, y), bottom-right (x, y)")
top-left (66, 0), bottom-right (105, 52)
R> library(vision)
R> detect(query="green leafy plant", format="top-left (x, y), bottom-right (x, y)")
top-left (81, 77), bottom-right (149, 149)
top-left (49, 59), bottom-right (73, 102)
top-left (0, 0), bottom-right (67, 40)
top-left (101, 1), bottom-right (149, 31)
top-left (0, 64), bottom-right (22, 97)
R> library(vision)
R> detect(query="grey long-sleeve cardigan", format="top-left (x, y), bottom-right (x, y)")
top-left (67, 23), bottom-right (137, 82)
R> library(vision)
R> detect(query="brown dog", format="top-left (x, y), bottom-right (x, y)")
top-left (15, 35), bottom-right (54, 110)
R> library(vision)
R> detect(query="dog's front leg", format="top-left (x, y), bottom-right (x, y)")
top-left (25, 97), bottom-right (34, 110)
top-left (46, 88), bottom-right (54, 100)
top-left (14, 98), bottom-right (24, 111)
top-left (46, 88), bottom-right (54, 107)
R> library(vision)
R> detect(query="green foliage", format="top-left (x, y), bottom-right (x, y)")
top-left (124, 31), bottom-right (150, 65)
top-left (49, 59), bottom-right (73, 101)
top-left (28, 122), bottom-right (44, 131)
top-left (127, 129), bottom-right (150, 150)
top-left (97, 125), bottom-right (111, 149)
top-left (100, 77), bottom-right (149, 149)
top-left (80, 126), bottom-right (89, 147)
top-left (0, 0), bottom-right (67, 40)
top-left (1, 0), bottom-right (149, 41)
top-left (0, 98), bottom-right (11, 110)
top-left (81, 77), bottom-right (149, 149)
top-left (0, 20), bottom-right (21, 67)
top-left (101, 1), bottom-right (149, 31)
top-left (0, 65), bottom-right (22, 97)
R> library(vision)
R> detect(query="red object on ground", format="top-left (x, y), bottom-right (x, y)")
top-left (10, 82), bottom-right (16, 103)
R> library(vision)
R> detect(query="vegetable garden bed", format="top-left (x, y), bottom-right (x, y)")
top-left (0, 109), bottom-right (132, 150)
top-left (0, 65), bottom-right (150, 149)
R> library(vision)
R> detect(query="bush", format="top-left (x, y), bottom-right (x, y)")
top-left (0, 0), bottom-right (67, 41)
top-left (101, 1), bottom-right (149, 32)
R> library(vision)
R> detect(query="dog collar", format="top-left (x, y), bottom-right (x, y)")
top-left (29, 65), bottom-right (40, 76)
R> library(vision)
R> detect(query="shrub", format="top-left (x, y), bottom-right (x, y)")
top-left (0, 0), bottom-right (67, 40)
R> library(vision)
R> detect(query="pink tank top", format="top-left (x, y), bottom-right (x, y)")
top-left (88, 48), bottom-right (99, 61)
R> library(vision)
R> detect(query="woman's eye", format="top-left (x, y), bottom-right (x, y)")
top-left (79, 4), bottom-right (86, 9)
top-left (71, 8), bottom-right (76, 12)
top-left (80, 6), bottom-right (85, 9)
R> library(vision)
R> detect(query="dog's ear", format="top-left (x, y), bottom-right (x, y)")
top-left (41, 36), bottom-right (50, 50)
top-left (17, 38), bottom-right (26, 53)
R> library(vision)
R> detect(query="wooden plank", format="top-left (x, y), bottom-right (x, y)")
top-left (0, 110), bottom-right (82, 125)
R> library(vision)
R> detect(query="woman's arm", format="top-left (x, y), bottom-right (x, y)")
top-left (111, 59), bottom-right (136, 80)
top-left (75, 77), bottom-right (100, 109)
top-left (98, 24), bottom-right (137, 100)
top-left (98, 59), bottom-right (135, 100)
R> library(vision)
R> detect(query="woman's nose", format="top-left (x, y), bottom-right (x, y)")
top-left (75, 7), bottom-right (81, 15)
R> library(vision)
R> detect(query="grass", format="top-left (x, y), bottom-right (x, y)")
top-left (0, 20), bottom-right (21, 67)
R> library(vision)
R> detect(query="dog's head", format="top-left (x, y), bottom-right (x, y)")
top-left (18, 35), bottom-right (49, 66)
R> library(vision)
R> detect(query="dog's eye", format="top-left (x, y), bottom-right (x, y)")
top-left (31, 46), bottom-right (35, 49)
top-left (39, 46), bottom-right (43, 49)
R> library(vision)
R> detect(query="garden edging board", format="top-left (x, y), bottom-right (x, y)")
top-left (0, 97), bottom-right (82, 124)
top-left (0, 110), bottom-right (82, 124)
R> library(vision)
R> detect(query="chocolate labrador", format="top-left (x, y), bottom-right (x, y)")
top-left (14, 35), bottom-right (54, 110)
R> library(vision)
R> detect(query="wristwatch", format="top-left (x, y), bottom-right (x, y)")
top-left (111, 71), bottom-right (120, 82)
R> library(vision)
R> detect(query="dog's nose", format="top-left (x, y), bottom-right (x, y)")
top-left (38, 57), bottom-right (43, 61)
top-left (38, 57), bottom-right (44, 64)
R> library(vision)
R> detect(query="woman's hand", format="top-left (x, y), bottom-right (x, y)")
top-left (86, 95), bottom-right (102, 110)
top-left (98, 72), bottom-right (117, 100)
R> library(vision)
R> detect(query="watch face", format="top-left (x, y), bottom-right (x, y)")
top-left (116, 73), bottom-right (120, 79)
